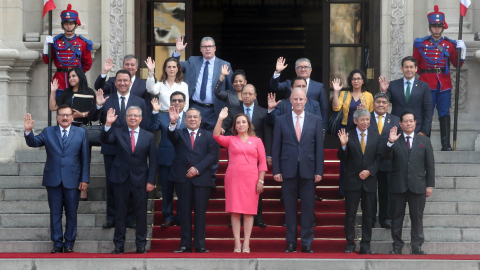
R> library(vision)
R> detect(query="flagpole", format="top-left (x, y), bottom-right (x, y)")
top-left (453, 15), bottom-right (463, 151)
top-left (47, 10), bottom-right (53, 127)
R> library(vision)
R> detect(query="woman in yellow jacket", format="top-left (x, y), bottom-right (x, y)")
top-left (332, 69), bottom-right (373, 198)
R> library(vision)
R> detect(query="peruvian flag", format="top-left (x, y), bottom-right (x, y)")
top-left (42, 0), bottom-right (56, 18)
top-left (460, 0), bottom-right (471, 17)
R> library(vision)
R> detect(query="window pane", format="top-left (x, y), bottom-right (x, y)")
top-left (154, 3), bottom-right (186, 43)
top-left (330, 4), bottom-right (361, 44)
top-left (154, 46), bottom-right (185, 79)
top-left (329, 47), bottom-right (361, 87)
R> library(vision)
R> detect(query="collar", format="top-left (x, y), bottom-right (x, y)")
top-left (306, 78), bottom-right (310, 85)
top-left (292, 110), bottom-right (305, 119)
top-left (63, 34), bottom-right (76, 41)
top-left (403, 132), bottom-right (415, 140)
top-left (243, 103), bottom-right (254, 111)
top-left (357, 127), bottom-right (368, 137)
top-left (203, 56), bottom-right (216, 64)
top-left (431, 36), bottom-right (444, 44)
top-left (59, 125), bottom-right (71, 132)
top-left (128, 126), bottom-right (140, 133)
top-left (187, 128), bottom-right (199, 134)
top-left (403, 77), bottom-right (415, 86)
top-left (374, 111), bottom-right (386, 118)
top-left (117, 91), bottom-right (130, 101)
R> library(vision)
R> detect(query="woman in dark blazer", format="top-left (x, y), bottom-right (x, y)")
top-left (214, 65), bottom-right (255, 109)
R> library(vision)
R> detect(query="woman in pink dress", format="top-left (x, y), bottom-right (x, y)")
top-left (213, 107), bottom-right (267, 253)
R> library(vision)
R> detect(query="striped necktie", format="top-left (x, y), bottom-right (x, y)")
top-left (62, 129), bottom-right (68, 149)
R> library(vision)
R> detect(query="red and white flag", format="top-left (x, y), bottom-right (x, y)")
top-left (42, 0), bottom-right (56, 18)
top-left (460, 0), bottom-right (471, 17)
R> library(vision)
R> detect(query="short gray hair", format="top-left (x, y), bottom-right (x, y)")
top-left (295, 58), bottom-right (311, 68)
top-left (200, 37), bottom-right (215, 47)
top-left (374, 92), bottom-right (390, 103)
top-left (291, 87), bottom-right (306, 96)
top-left (187, 107), bottom-right (201, 118)
top-left (127, 106), bottom-right (142, 116)
top-left (353, 108), bottom-right (370, 122)
top-left (123, 54), bottom-right (138, 66)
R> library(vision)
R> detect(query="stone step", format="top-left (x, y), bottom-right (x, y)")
top-left (0, 241), bottom-right (150, 253)
top-left (0, 227), bottom-right (152, 241)
top-left (435, 164), bottom-right (480, 177)
top-left (15, 150), bottom-right (104, 164)
top-left (433, 151), bottom-right (480, 164)
top-left (0, 214), bottom-right (154, 228)
top-left (356, 228), bottom-right (480, 242)
top-left (0, 176), bottom-right (106, 189)
top-left (1, 188), bottom-right (106, 201)
top-left (0, 163), bottom-right (106, 176)
top-left (358, 215), bottom-right (480, 228)
top-left (0, 201), bottom-right (155, 214)
top-left (368, 241), bottom-right (480, 255)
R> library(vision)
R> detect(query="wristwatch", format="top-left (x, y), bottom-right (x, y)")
top-left (82, 113), bottom-right (85, 118)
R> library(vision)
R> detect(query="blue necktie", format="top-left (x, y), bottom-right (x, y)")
top-left (62, 129), bottom-right (67, 149)
top-left (177, 115), bottom-right (182, 129)
top-left (246, 108), bottom-right (251, 120)
top-left (200, 61), bottom-right (210, 101)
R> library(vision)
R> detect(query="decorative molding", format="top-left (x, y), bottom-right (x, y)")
top-left (110, 0), bottom-right (125, 77)
top-left (450, 69), bottom-right (468, 114)
top-left (0, 126), bottom-right (28, 137)
top-left (390, 0), bottom-right (405, 80)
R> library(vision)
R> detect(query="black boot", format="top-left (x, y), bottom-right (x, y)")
top-left (439, 116), bottom-right (452, 151)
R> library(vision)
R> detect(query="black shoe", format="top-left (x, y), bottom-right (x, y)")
top-left (359, 249), bottom-right (375, 255)
top-left (282, 222), bottom-right (286, 227)
top-left (79, 198), bottom-right (88, 201)
top-left (64, 247), bottom-right (74, 253)
top-left (344, 249), bottom-right (355, 253)
top-left (51, 247), bottom-right (63, 253)
top-left (136, 247), bottom-right (147, 254)
top-left (301, 246), bottom-right (314, 253)
top-left (284, 243), bottom-right (297, 253)
top-left (111, 246), bottom-right (124, 254)
top-left (195, 247), bottom-right (209, 253)
top-left (372, 222), bottom-right (376, 228)
top-left (161, 220), bottom-right (174, 228)
top-left (102, 220), bottom-right (115, 229)
top-left (411, 248), bottom-right (427, 255)
top-left (254, 219), bottom-right (267, 227)
top-left (211, 182), bottom-right (217, 190)
top-left (173, 246), bottom-right (192, 253)
top-left (126, 221), bottom-right (136, 229)
top-left (389, 249), bottom-right (402, 254)
top-left (315, 196), bottom-right (323, 201)
top-left (380, 222), bottom-right (392, 229)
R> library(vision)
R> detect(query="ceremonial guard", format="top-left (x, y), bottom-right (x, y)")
top-left (43, 4), bottom-right (93, 98)
top-left (412, 5), bottom-right (466, 151)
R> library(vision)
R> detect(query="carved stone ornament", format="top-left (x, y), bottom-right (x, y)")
top-left (449, 69), bottom-right (468, 114)
top-left (390, 0), bottom-right (405, 80)
top-left (110, 0), bottom-right (125, 77)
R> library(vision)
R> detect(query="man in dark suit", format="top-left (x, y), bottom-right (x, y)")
top-left (24, 105), bottom-right (89, 253)
top-left (168, 107), bottom-right (220, 253)
top-left (368, 93), bottom-right (401, 229)
top-left (337, 109), bottom-right (382, 255)
top-left (379, 56), bottom-right (432, 136)
top-left (101, 106), bottom-right (157, 254)
top-left (272, 88), bottom-right (324, 253)
top-left (267, 77), bottom-right (324, 130)
top-left (270, 57), bottom-right (328, 125)
top-left (147, 91), bottom-right (187, 227)
top-left (89, 69), bottom-right (148, 229)
top-left (385, 111), bottom-right (435, 255)
top-left (222, 84), bottom-right (273, 227)
top-left (95, 55), bottom-right (152, 121)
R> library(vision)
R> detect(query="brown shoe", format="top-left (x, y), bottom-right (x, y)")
top-left (161, 220), bottom-right (174, 228)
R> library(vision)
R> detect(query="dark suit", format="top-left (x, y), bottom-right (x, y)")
top-left (272, 112), bottom-right (324, 248)
top-left (384, 133), bottom-right (435, 251)
top-left (337, 129), bottom-right (382, 251)
top-left (94, 75), bottom-right (152, 121)
top-left (88, 94), bottom-right (147, 223)
top-left (222, 103), bottom-right (273, 222)
top-left (386, 78), bottom-right (432, 134)
top-left (267, 98), bottom-right (323, 129)
top-left (270, 77), bottom-right (328, 127)
top-left (168, 128), bottom-right (219, 249)
top-left (368, 112), bottom-right (401, 226)
top-left (25, 125), bottom-right (89, 249)
top-left (101, 126), bottom-right (157, 248)
top-left (147, 111), bottom-right (186, 223)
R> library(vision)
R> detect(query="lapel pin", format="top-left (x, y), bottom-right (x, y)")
top-left (415, 84), bottom-right (418, 87)
top-left (387, 119), bottom-right (391, 124)
top-left (198, 133), bottom-right (201, 137)
top-left (248, 141), bottom-right (252, 144)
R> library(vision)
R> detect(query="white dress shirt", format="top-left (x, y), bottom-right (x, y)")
top-left (272, 72), bottom-right (310, 94)
top-left (104, 126), bottom-right (140, 145)
top-left (193, 56), bottom-right (216, 104)
top-left (403, 77), bottom-right (415, 95)
top-left (292, 110), bottom-right (305, 132)
top-left (374, 111), bottom-right (386, 127)
top-left (146, 78), bottom-right (189, 112)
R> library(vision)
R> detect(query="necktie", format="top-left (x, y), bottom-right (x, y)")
top-left (200, 61), bottom-right (210, 101)
top-left (130, 130), bottom-right (136, 153)
top-left (62, 129), bottom-right (68, 149)
top-left (190, 131), bottom-right (195, 149)
top-left (406, 136), bottom-right (411, 150)
top-left (246, 108), bottom-right (251, 120)
top-left (377, 115), bottom-right (384, 134)
top-left (360, 132), bottom-right (366, 154)
top-left (177, 115), bottom-right (182, 129)
top-left (295, 115), bottom-right (302, 142)
top-left (405, 81), bottom-right (411, 103)
top-left (120, 96), bottom-right (126, 119)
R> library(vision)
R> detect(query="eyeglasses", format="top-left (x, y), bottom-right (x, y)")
top-left (351, 78), bottom-right (363, 81)
top-left (171, 99), bottom-right (185, 103)
top-left (126, 114), bottom-right (141, 118)
top-left (295, 66), bottom-right (311, 70)
top-left (201, 45), bottom-right (215, 49)
top-left (57, 113), bottom-right (72, 118)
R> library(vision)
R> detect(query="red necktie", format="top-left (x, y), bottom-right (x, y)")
top-left (131, 130), bottom-right (136, 153)
top-left (190, 131), bottom-right (195, 149)
top-left (406, 136), bottom-right (411, 150)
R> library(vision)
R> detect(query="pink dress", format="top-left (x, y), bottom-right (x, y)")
top-left (214, 134), bottom-right (268, 215)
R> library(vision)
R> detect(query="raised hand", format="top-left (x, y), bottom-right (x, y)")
top-left (389, 126), bottom-right (401, 143)
top-left (218, 107), bottom-right (228, 121)
top-left (151, 98), bottom-right (162, 112)
top-left (24, 113), bottom-right (34, 132)
top-left (102, 57), bottom-right (114, 74)
top-left (145, 57), bottom-right (155, 72)
top-left (96, 89), bottom-right (109, 106)
top-left (175, 36), bottom-right (187, 53)
top-left (378, 76), bottom-right (390, 93)
top-left (169, 105), bottom-right (179, 123)
top-left (221, 64), bottom-right (230, 77)
top-left (105, 108), bottom-right (118, 127)
top-left (356, 103), bottom-right (366, 110)
top-left (332, 78), bottom-right (343, 92)
top-left (51, 79), bottom-right (59, 92)
top-left (267, 93), bottom-right (281, 111)
top-left (276, 57), bottom-right (288, 72)
top-left (338, 128), bottom-right (349, 147)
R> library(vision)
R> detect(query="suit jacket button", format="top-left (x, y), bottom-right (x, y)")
top-left (62, 165), bottom-right (64, 168)
top-left (62, 155), bottom-right (65, 158)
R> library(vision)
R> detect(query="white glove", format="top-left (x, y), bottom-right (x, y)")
top-left (43, 36), bottom-right (54, 55)
top-left (457, 40), bottom-right (466, 60)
